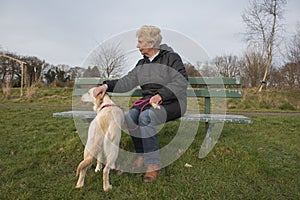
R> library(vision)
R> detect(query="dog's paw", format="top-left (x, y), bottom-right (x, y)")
top-left (75, 183), bottom-right (84, 189)
top-left (95, 163), bottom-right (102, 172)
top-left (95, 168), bottom-right (101, 173)
top-left (103, 184), bottom-right (112, 192)
top-left (95, 166), bottom-right (102, 173)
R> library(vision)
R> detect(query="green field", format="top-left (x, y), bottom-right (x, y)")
top-left (0, 88), bottom-right (299, 199)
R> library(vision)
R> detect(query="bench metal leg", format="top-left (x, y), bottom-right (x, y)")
top-left (198, 122), bottom-right (217, 159)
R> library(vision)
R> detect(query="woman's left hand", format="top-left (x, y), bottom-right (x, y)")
top-left (150, 94), bottom-right (162, 105)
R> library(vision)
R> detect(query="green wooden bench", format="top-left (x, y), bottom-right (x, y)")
top-left (53, 77), bottom-right (253, 158)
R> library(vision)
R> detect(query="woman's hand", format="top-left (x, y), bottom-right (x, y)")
top-left (93, 84), bottom-right (108, 98)
top-left (150, 94), bottom-right (162, 105)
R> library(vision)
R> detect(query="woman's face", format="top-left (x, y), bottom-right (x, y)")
top-left (136, 35), bottom-right (153, 57)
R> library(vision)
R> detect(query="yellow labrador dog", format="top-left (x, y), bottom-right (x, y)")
top-left (75, 87), bottom-right (124, 191)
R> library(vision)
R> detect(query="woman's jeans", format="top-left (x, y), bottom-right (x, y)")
top-left (125, 108), bottom-right (166, 166)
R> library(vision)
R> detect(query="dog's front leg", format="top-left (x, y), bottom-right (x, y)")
top-left (95, 157), bottom-right (102, 173)
top-left (95, 134), bottom-right (104, 173)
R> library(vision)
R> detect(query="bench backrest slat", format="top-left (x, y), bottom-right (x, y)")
top-left (188, 77), bottom-right (242, 86)
top-left (73, 77), bottom-right (243, 98)
top-left (75, 77), bottom-right (242, 86)
top-left (74, 88), bottom-right (242, 98)
top-left (75, 78), bottom-right (106, 85)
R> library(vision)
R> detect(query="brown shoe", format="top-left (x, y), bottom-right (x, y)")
top-left (132, 156), bottom-right (144, 170)
top-left (143, 164), bottom-right (160, 183)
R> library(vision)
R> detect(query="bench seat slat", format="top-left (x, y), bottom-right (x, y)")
top-left (53, 111), bottom-right (253, 124)
top-left (182, 113), bottom-right (253, 124)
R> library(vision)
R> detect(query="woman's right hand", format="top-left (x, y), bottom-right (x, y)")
top-left (93, 84), bottom-right (108, 98)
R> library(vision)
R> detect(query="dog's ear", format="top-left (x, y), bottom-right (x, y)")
top-left (95, 93), bottom-right (104, 109)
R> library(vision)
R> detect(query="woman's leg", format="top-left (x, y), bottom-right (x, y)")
top-left (125, 108), bottom-right (143, 153)
top-left (138, 109), bottom-right (162, 165)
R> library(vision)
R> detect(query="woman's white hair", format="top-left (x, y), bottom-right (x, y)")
top-left (136, 25), bottom-right (162, 49)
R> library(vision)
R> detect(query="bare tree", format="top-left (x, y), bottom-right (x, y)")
top-left (184, 63), bottom-right (201, 77)
top-left (68, 66), bottom-right (86, 80)
top-left (196, 61), bottom-right (219, 77)
top-left (239, 46), bottom-right (266, 87)
top-left (21, 56), bottom-right (45, 86)
top-left (213, 55), bottom-right (240, 77)
top-left (280, 62), bottom-right (299, 88)
top-left (281, 24), bottom-right (300, 88)
top-left (0, 55), bottom-right (19, 86)
top-left (268, 66), bottom-right (283, 88)
top-left (242, 0), bottom-right (286, 92)
top-left (287, 23), bottom-right (300, 63)
top-left (90, 42), bottom-right (126, 78)
top-left (83, 66), bottom-right (100, 78)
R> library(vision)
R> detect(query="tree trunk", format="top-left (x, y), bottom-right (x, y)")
top-left (257, 0), bottom-right (277, 92)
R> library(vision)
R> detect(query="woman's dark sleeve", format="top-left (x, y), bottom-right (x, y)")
top-left (103, 67), bottom-right (139, 93)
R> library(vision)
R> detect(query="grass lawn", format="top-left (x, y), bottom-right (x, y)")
top-left (0, 105), bottom-right (299, 199)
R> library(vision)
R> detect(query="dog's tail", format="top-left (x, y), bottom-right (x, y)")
top-left (76, 156), bottom-right (94, 176)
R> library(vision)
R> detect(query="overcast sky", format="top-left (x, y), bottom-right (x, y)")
top-left (1, 0), bottom-right (299, 67)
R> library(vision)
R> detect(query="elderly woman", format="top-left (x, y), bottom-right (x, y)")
top-left (94, 25), bottom-right (188, 182)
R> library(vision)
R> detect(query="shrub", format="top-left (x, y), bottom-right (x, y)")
top-left (279, 102), bottom-right (296, 110)
top-left (259, 100), bottom-right (272, 109)
top-left (25, 84), bottom-right (37, 102)
top-left (2, 83), bottom-right (11, 99)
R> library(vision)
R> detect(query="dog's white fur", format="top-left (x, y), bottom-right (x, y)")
top-left (75, 87), bottom-right (124, 191)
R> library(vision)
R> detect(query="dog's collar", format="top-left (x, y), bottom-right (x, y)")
top-left (99, 104), bottom-right (122, 112)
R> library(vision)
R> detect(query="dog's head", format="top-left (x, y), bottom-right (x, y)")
top-left (81, 87), bottom-right (105, 111)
